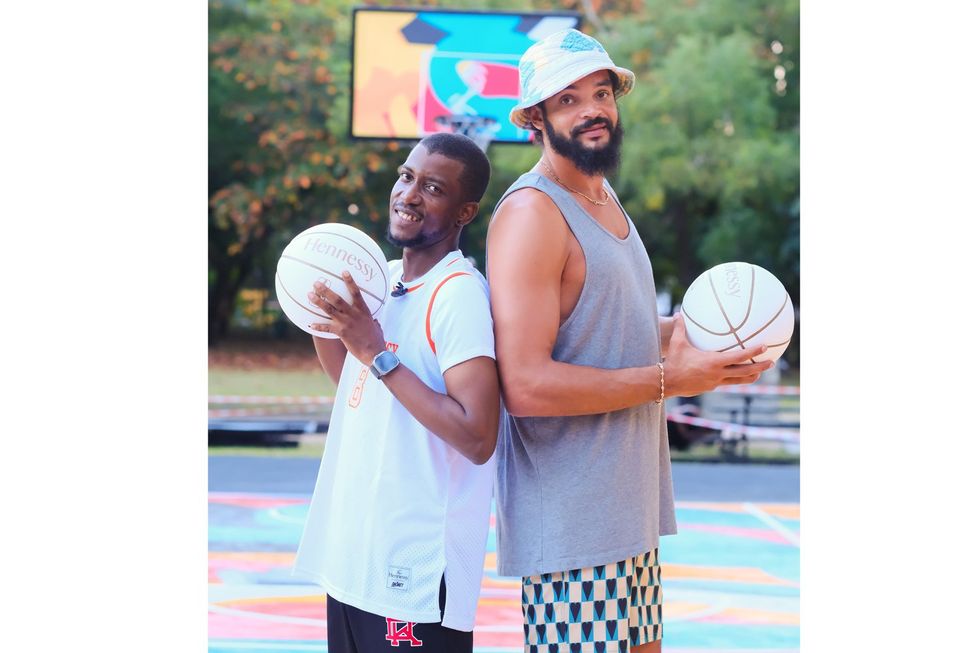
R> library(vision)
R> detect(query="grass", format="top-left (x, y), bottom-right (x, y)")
top-left (208, 368), bottom-right (335, 398)
top-left (208, 335), bottom-right (337, 398)
top-left (208, 338), bottom-right (799, 465)
top-left (209, 439), bottom-right (327, 458)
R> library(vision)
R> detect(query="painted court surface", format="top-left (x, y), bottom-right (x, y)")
top-left (209, 463), bottom-right (799, 653)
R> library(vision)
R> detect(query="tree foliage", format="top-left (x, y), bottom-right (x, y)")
top-left (209, 0), bottom-right (800, 366)
top-left (209, 0), bottom-right (409, 342)
top-left (606, 0), bottom-right (800, 301)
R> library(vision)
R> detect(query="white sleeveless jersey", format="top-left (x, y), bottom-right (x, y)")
top-left (293, 251), bottom-right (496, 631)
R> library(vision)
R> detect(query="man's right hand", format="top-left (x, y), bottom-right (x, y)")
top-left (663, 314), bottom-right (773, 398)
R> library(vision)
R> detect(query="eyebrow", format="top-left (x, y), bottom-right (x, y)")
top-left (423, 173), bottom-right (448, 186)
top-left (398, 165), bottom-right (448, 186)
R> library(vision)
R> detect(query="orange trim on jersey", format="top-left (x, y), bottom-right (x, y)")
top-left (445, 257), bottom-right (463, 268)
top-left (425, 272), bottom-right (471, 355)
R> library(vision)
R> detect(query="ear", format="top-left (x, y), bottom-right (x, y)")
top-left (526, 105), bottom-right (545, 132)
top-left (455, 201), bottom-right (479, 227)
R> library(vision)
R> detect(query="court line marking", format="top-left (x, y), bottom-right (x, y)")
top-left (210, 491), bottom-right (313, 501)
top-left (268, 508), bottom-right (306, 525)
top-left (742, 502), bottom-right (800, 548)
top-left (474, 624), bottom-right (523, 633)
top-left (663, 650), bottom-right (800, 653)
top-left (209, 603), bottom-right (324, 627)
top-left (208, 642), bottom-right (323, 651)
top-left (667, 597), bottom-right (733, 622)
top-left (208, 641), bottom-right (528, 653)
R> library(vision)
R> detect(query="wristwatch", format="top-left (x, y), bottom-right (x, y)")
top-left (370, 350), bottom-right (400, 379)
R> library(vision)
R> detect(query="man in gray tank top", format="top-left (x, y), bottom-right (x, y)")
top-left (487, 29), bottom-right (774, 653)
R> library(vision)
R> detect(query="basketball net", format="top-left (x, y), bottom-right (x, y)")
top-left (434, 114), bottom-right (499, 152)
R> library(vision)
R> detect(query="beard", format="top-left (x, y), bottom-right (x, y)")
top-left (385, 225), bottom-right (430, 249)
top-left (543, 112), bottom-right (624, 176)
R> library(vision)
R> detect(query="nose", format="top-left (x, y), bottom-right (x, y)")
top-left (400, 179), bottom-right (422, 205)
top-left (580, 98), bottom-right (604, 120)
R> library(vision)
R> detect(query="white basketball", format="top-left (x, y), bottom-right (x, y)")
top-left (274, 223), bottom-right (390, 339)
top-left (681, 261), bottom-right (795, 363)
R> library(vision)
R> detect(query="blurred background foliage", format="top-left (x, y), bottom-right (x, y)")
top-left (209, 0), bottom-right (799, 367)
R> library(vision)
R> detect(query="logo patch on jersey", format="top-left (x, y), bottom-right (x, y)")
top-left (387, 566), bottom-right (411, 591)
top-left (384, 618), bottom-right (423, 647)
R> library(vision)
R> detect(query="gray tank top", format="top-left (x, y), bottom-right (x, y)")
top-left (491, 171), bottom-right (677, 578)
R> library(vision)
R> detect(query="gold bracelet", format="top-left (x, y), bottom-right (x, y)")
top-left (655, 362), bottom-right (665, 404)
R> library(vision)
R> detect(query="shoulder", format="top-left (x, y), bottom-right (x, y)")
top-left (489, 186), bottom-right (569, 246)
top-left (428, 269), bottom-right (489, 308)
top-left (424, 268), bottom-right (494, 355)
top-left (493, 184), bottom-right (564, 220)
top-left (487, 190), bottom-right (570, 280)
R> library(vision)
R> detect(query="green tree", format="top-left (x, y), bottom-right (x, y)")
top-left (209, 0), bottom-right (410, 342)
top-left (599, 0), bottom-right (800, 364)
top-left (209, 0), bottom-right (800, 367)
top-left (606, 0), bottom-right (799, 295)
top-left (208, 0), bottom-right (582, 342)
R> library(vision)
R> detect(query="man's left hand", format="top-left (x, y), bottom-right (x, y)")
top-left (308, 272), bottom-right (387, 365)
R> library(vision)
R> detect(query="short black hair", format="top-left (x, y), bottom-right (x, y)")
top-left (529, 70), bottom-right (621, 145)
top-left (418, 132), bottom-right (492, 204)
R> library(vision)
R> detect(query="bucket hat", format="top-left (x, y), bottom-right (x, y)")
top-left (510, 28), bottom-right (635, 130)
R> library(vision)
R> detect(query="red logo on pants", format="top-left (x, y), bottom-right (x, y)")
top-left (384, 618), bottom-right (423, 647)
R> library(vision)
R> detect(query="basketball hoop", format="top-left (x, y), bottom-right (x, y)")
top-left (434, 114), bottom-right (500, 152)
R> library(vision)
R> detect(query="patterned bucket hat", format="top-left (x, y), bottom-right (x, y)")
top-left (510, 28), bottom-right (635, 130)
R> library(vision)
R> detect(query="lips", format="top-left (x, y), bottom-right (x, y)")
top-left (574, 120), bottom-right (611, 138)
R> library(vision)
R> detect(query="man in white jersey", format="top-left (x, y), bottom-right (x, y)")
top-left (488, 30), bottom-right (774, 652)
top-left (293, 133), bottom-right (499, 652)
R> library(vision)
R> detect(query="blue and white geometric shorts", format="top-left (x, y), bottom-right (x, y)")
top-left (521, 549), bottom-right (663, 652)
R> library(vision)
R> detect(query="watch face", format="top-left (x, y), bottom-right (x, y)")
top-left (373, 351), bottom-right (399, 376)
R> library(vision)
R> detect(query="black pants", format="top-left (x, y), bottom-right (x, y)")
top-left (326, 579), bottom-right (473, 652)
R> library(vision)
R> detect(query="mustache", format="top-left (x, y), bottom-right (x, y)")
top-left (571, 117), bottom-right (613, 137)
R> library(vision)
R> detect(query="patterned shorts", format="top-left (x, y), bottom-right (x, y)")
top-left (521, 549), bottom-right (663, 652)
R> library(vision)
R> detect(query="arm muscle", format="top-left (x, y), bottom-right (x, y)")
top-left (488, 191), bottom-right (661, 416)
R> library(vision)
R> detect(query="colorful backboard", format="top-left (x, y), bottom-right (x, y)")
top-left (350, 7), bottom-right (581, 145)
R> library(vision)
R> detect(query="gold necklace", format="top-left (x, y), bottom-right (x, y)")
top-left (541, 158), bottom-right (610, 207)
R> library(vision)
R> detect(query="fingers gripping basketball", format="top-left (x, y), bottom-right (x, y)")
top-left (681, 261), bottom-right (795, 364)
top-left (275, 223), bottom-right (390, 339)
